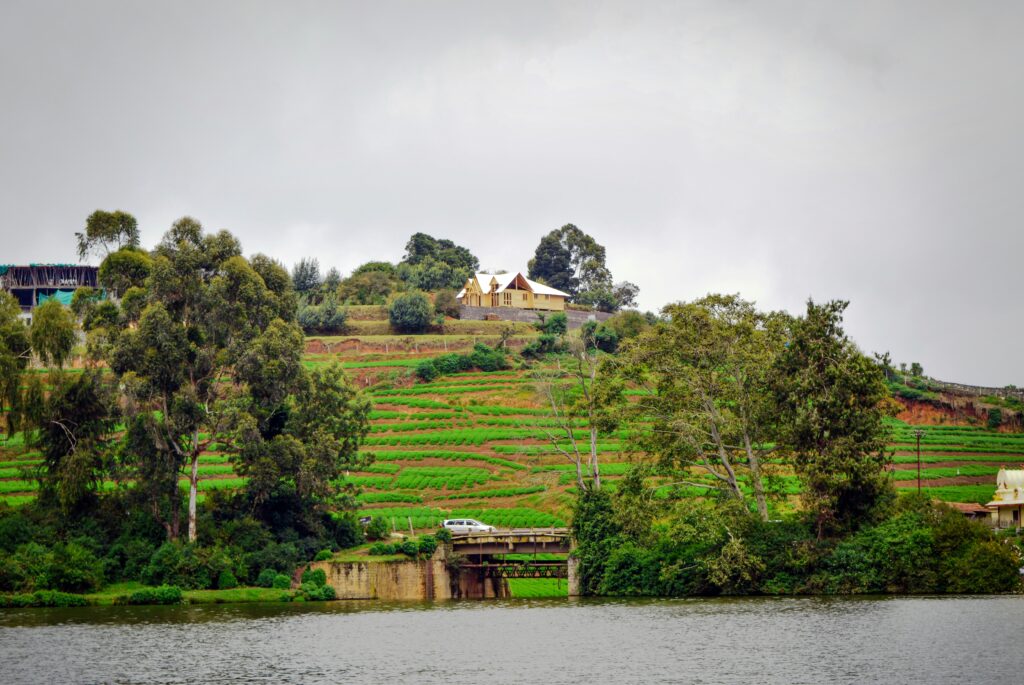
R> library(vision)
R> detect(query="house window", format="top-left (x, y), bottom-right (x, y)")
top-left (522, 293), bottom-right (527, 301)
top-left (504, 292), bottom-right (512, 306)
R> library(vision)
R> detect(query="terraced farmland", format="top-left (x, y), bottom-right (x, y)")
top-left (888, 419), bottom-right (1024, 503)
top-left (2, 343), bottom-right (1018, 523)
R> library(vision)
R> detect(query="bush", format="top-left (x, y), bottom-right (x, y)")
top-left (272, 573), bottom-right (292, 590)
top-left (401, 540), bottom-right (419, 557)
top-left (0, 590), bottom-right (90, 608)
top-left (256, 569), bottom-right (278, 588)
top-left (435, 528), bottom-right (452, 543)
top-left (365, 517), bottom-right (390, 541)
top-left (468, 343), bottom-right (509, 372)
top-left (389, 292), bottom-right (433, 333)
top-left (301, 567), bottom-right (327, 587)
top-left (296, 582), bottom-right (336, 601)
top-left (433, 289), bottom-right (460, 318)
top-left (313, 549), bottom-right (333, 562)
top-left (117, 585), bottom-right (183, 606)
top-left (217, 570), bottom-right (239, 590)
top-left (417, 535), bottom-right (438, 558)
top-left (988, 408), bottom-right (1003, 430)
top-left (416, 360), bottom-right (440, 382)
top-left (46, 542), bottom-right (104, 593)
top-left (433, 353), bottom-right (471, 375)
top-left (536, 312), bottom-right (567, 336)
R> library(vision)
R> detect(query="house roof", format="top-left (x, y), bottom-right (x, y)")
top-left (457, 272), bottom-right (570, 299)
top-left (947, 502), bottom-right (991, 515)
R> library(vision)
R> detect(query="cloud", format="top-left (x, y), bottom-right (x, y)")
top-left (1, 0), bottom-right (1021, 385)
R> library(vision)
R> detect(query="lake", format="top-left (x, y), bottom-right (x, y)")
top-left (0, 596), bottom-right (1020, 683)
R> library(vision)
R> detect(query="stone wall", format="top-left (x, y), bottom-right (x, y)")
top-left (459, 305), bottom-right (611, 329)
top-left (313, 557), bottom-right (452, 600)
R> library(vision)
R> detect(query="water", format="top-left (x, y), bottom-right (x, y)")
top-left (1, 596), bottom-right (1021, 684)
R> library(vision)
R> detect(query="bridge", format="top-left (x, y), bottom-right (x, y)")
top-left (448, 529), bottom-right (578, 596)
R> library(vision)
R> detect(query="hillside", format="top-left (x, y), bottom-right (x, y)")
top-left (4, 319), bottom-right (1023, 516)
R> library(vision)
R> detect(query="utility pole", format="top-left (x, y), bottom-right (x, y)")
top-left (913, 429), bottom-right (926, 494)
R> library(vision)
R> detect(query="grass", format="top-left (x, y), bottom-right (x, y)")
top-left (507, 578), bottom-right (569, 598)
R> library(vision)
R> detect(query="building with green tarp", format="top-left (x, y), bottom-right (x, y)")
top-left (0, 264), bottom-right (99, 317)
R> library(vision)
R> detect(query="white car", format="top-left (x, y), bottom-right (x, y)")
top-left (442, 518), bottom-right (496, 534)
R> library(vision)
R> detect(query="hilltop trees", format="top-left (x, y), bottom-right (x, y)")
top-left (527, 224), bottom-right (638, 312)
top-left (76, 210), bottom-right (140, 260)
top-left (398, 233), bottom-right (479, 291)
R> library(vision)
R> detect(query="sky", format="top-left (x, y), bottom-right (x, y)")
top-left (1, 1), bottom-right (1022, 386)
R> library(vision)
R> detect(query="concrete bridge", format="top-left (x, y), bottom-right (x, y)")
top-left (450, 528), bottom-right (578, 598)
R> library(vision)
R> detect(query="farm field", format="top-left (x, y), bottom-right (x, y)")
top-left (2, 337), bottom-right (1018, 519)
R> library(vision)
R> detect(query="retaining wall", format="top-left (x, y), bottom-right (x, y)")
top-left (459, 305), bottom-right (611, 329)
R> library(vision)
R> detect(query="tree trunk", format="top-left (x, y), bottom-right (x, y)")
top-left (187, 451), bottom-right (199, 543)
top-left (589, 426), bottom-right (600, 491)
top-left (745, 436), bottom-right (769, 521)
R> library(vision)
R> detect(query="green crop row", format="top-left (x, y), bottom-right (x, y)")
top-left (889, 465), bottom-right (1000, 480)
top-left (0, 480), bottom-right (37, 493)
top-left (357, 492), bottom-right (424, 504)
top-left (438, 486), bottom-right (547, 500)
top-left (356, 506), bottom-right (565, 529)
top-left (372, 384), bottom-right (525, 397)
top-left (371, 398), bottom-right (453, 410)
top-left (367, 450), bottom-right (527, 470)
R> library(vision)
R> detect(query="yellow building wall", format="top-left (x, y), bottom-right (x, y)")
top-left (457, 277), bottom-right (567, 311)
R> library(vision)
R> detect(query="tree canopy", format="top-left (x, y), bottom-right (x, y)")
top-left (527, 224), bottom-right (638, 312)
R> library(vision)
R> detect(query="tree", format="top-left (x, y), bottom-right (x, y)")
top-left (0, 293), bottom-right (31, 439)
top-left (534, 326), bottom-right (621, 492)
top-left (338, 270), bottom-right (398, 305)
top-left (97, 247), bottom-right (153, 298)
top-left (910, 362), bottom-right (924, 378)
top-left (399, 233), bottom-right (479, 290)
top-left (388, 292), bottom-right (433, 333)
top-left (76, 210), bottom-right (140, 261)
top-left (772, 300), bottom-right (893, 537)
top-left (292, 258), bottom-right (322, 295)
top-left (528, 224), bottom-right (639, 311)
top-left (30, 300), bottom-right (76, 369)
top-left (613, 295), bottom-right (788, 520)
top-left (433, 289), bottom-right (460, 318)
top-left (104, 217), bottom-right (307, 542)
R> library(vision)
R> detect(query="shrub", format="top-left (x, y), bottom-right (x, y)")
top-left (314, 549), bottom-right (333, 562)
top-left (117, 585), bottom-right (183, 606)
top-left (0, 590), bottom-right (90, 608)
top-left (401, 540), bottom-right (419, 557)
top-left (435, 528), bottom-right (452, 543)
top-left (468, 343), bottom-right (509, 372)
top-left (433, 353), bottom-right (470, 375)
top-left (417, 535), bottom-right (438, 558)
top-left (46, 542), bottom-right (104, 593)
top-left (217, 570), bottom-right (239, 590)
top-left (256, 569), bottom-right (278, 588)
top-left (433, 289), bottom-right (460, 318)
top-left (365, 517), bottom-right (390, 541)
top-left (272, 574), bottom-right (292, 590)
top-left (389, 292), bottom-right (433, 333)
top-left (301, 567), bottom-right (327, 587)
top-left (416, 360), bottom-right (440, 382)
top-left (988, 408), bottom-right (1003, 430)
top-left (536, 312), bottom-right (568, 336)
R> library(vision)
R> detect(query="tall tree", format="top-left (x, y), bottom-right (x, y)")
top-left (0, 293), bottom-right (31, 440)
top-left (30, 299), bottom-right (76, 369)
top-left (292, 258), bottom-right (322, 295)
top-left (399, 233), bottom-right (479, 289)
top-left (528, 224), bottom-right (638, 311)
top-left (772, 299), bottom-right (893, 537)
top-left (534, 325), bottom-right (621, 492)
top-left (76, 210), bottom-right (140, 261)
top-left (102, 217), bottom-right (305, 542)
top-left (614, 294), bottom-right (788, 520)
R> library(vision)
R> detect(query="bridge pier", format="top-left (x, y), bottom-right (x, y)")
top-left (567, 555), bottom-right (580, 597)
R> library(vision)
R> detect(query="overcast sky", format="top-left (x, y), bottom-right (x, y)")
top-left (1, 1), bottom-right (1021, 385)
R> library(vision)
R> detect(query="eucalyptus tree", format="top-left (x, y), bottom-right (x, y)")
top-left (0, 293), bottom-right (31, 439)
top-left (101, 217), bottom-right (304, 542)
top-left (613, 294), bottom-right (789, 521)
top-left (76, 209), bottom-right (140, 260)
